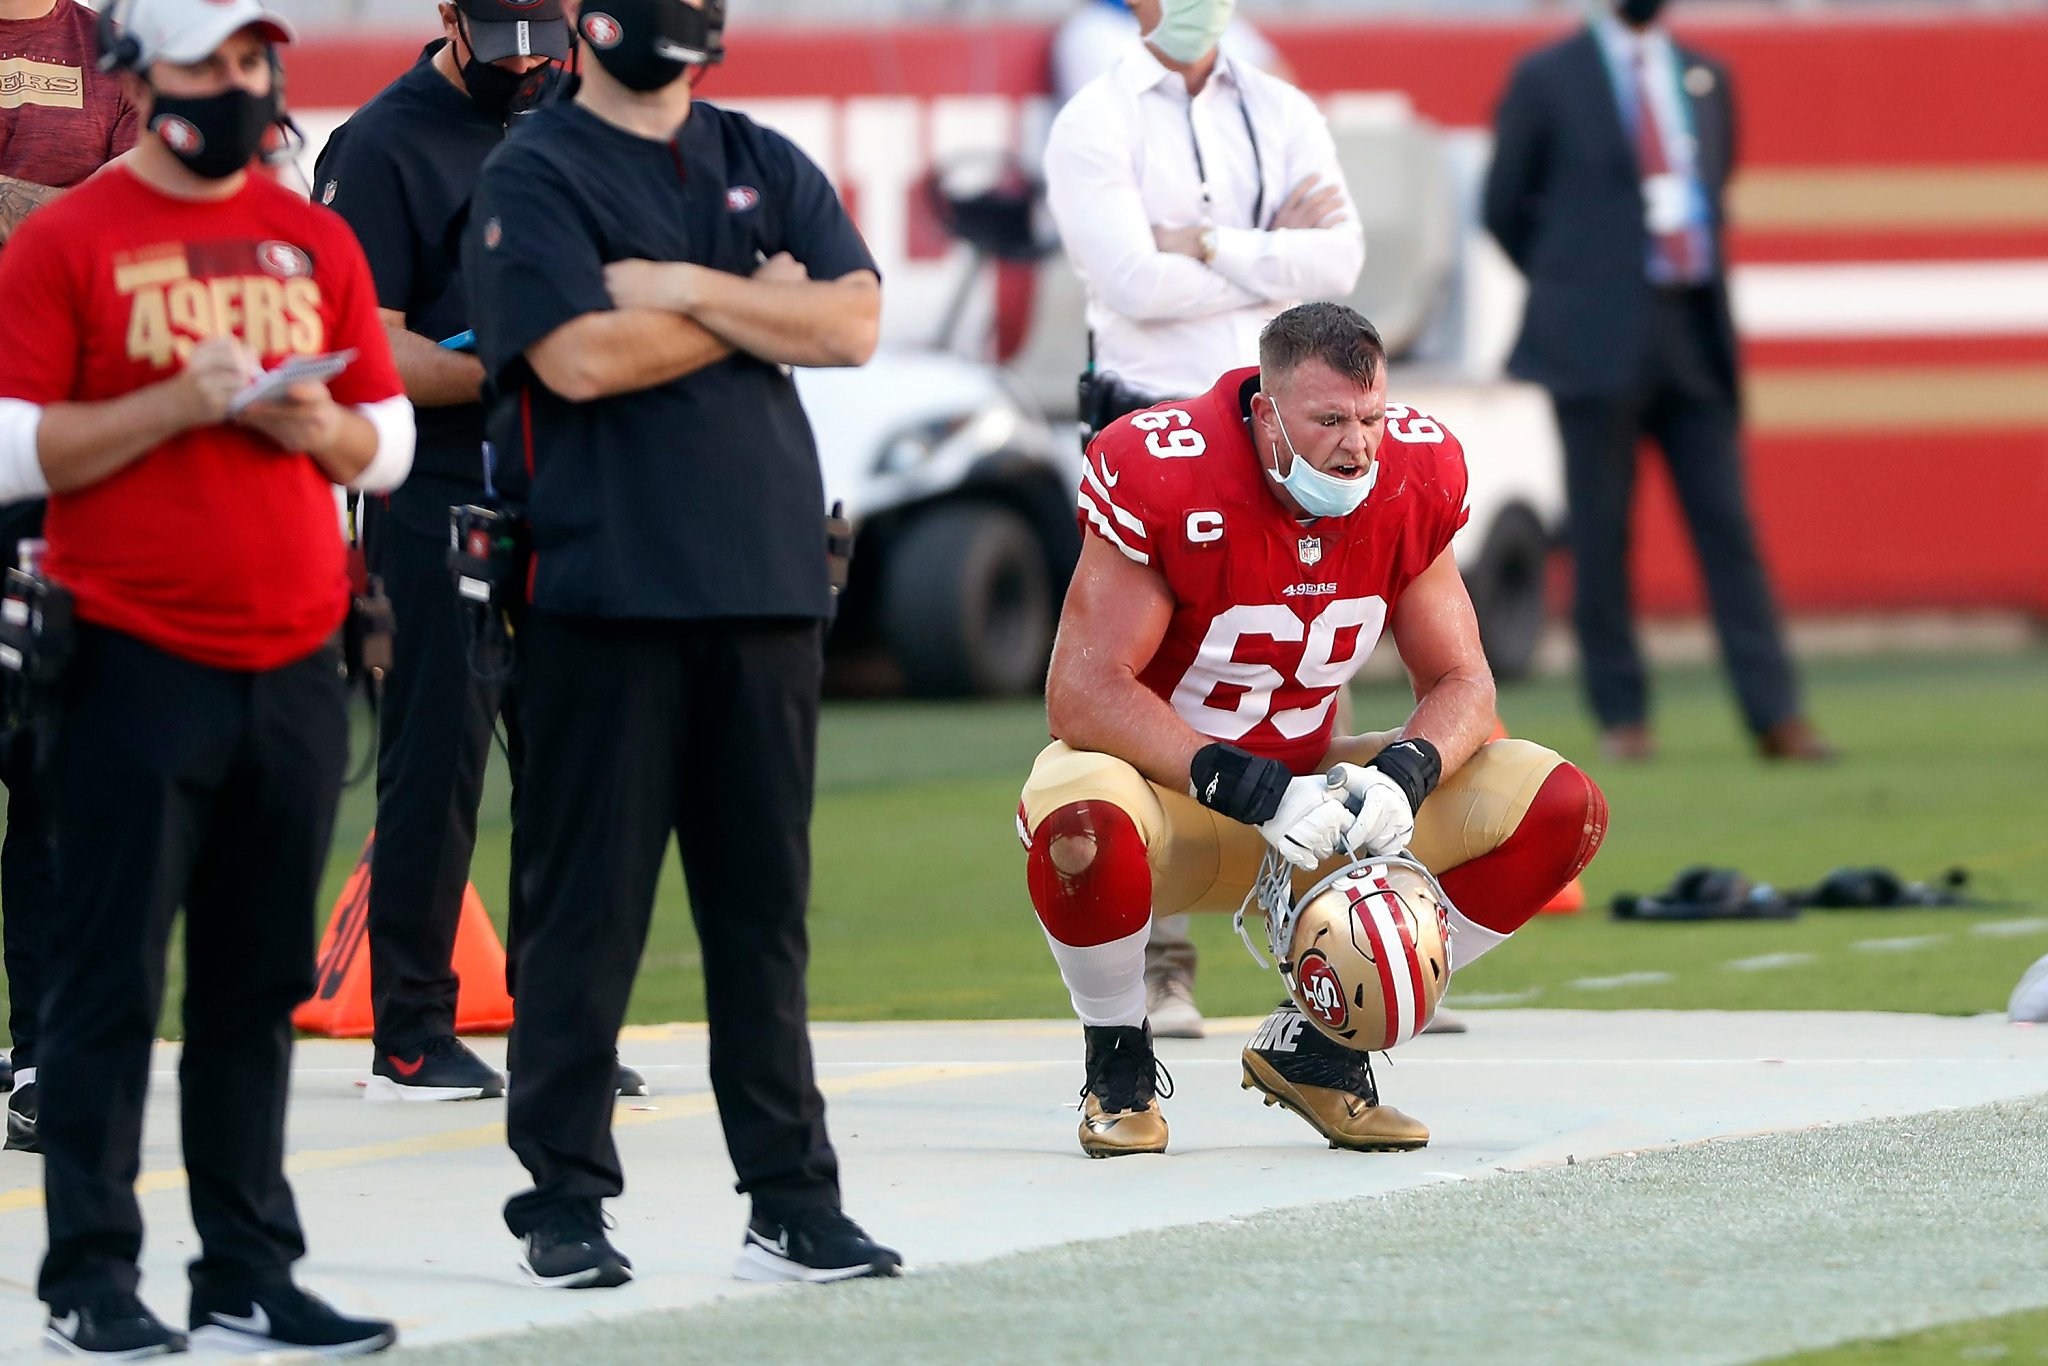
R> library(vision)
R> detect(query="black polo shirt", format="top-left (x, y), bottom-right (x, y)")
top-left (315, 42), bottom-right (510, 527)
top-left (466, 97), bottom-right (877, 622)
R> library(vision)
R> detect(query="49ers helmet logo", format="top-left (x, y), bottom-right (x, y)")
top-left (1293, 950), bottom-right (1349, 1032)
top-left (581, 12), bottom-right (622, 46)
top-left (154, 115), bottom-right (203, 155)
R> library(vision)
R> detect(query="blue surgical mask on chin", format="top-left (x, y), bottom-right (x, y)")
top-left (1144, 0), bottom-right (1235, 66)
top-left (1268, 405), bottom-right (1377, 519)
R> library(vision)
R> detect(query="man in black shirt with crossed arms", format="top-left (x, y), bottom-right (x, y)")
top-left (467, 0), bottom-right (900, 1288)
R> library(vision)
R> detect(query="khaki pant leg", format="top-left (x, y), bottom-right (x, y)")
top-left (1020, 742), bottom-right (1269, 918)
top-left (1317, 732), bottom-right (1568, 875)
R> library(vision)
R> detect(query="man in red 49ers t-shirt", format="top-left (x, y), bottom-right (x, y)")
top-left (0, 0), bottom-right (411, 1353)
top-left (1018, 302), bottom-right (1607, 1160)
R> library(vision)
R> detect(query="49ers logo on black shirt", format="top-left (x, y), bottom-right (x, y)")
top-left (581, 13), bottom-right (622, 47)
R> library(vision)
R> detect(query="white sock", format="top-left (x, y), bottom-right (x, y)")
top-left (11, 1066), bottom-right (34, 1088)
top-left (1445, 905), bottom-right (1509, 973)
top-left (1042, 923), bottom-right (1149, 1027)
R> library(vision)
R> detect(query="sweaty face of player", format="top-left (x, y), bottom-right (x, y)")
top-left (1257, 356), bottom-right (1387, 484)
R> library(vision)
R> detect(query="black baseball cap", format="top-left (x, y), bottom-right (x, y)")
top-left (453, 0), bottom-right (570, 63)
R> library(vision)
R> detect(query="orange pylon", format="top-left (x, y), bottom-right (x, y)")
top-left (292, 833), bottom-right (516, 1037)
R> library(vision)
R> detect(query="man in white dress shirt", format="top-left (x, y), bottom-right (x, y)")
top-left (1041, 0), bottom-right (1363, 1038)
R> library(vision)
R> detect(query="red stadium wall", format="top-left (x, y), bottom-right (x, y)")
top-left (289, 17), bottom-right (2048, 617)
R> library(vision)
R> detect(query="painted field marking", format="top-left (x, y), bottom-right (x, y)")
top-left (1852, 935), bottom-right (1949, 953)
top-left (0, 1062), bottom-right (1041, 1219)
top-left (1452, 988), bottom-right (1545, 1006)
top-left (1567, 972), bottom-right (1674, 991)
top-left (1970, 918), bottom-right (2048, 938)
top-left (1726, 953), bottom-right (1818, 972)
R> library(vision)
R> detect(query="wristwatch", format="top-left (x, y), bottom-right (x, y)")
top-left (1198, 226), bottom-right (1220, 264)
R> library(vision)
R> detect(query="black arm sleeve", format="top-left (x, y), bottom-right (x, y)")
top-left (314, 115), bottom-right (419, 315)
top-left (464, 148), bottom-right (614, 390)
top-left (1482, 59), bottom-right (1549, 273)
top-left (763, 129), bottom-right (879, 283)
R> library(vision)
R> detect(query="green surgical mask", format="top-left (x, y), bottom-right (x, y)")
top-left (1144, 0), bottom-right (1234, 65)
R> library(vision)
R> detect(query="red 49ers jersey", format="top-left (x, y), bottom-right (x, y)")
top-left (1076, 367), bottom-right (1469, 774)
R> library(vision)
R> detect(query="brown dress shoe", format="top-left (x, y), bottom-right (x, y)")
top-left (1599, 723), bottom-right (1657, 762)
top-left (1757, 718), bottom-right (1838, 763)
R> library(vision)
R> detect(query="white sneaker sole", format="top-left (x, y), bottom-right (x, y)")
top-left (189, 1323), bottom-right (396, 1356)
top-left (732, 1242), bottom-right (903, 1283)
top-left (518, 1256), bottom-right (633, 1290)
top-left (362, 1076), bottom-right (501, 1103)
top-left (43, 1328), bottom-right (180, 1360)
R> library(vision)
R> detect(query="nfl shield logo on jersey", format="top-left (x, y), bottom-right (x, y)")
top-left (1296, 536), bottom-right (1322, 567)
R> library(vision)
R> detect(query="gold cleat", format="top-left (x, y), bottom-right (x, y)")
top-left (1076, 1023), bottom-right (1172, 1158)
top-left (1240, 1003), bottom-right (1429, 1152)
top-left (1079, 1091), bottom-right (1169, 1158)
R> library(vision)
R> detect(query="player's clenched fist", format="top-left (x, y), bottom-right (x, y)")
top-left (1326, 762), bottom-right (1415, 858)
top-left (1192, 741), bottom-right (1342, 870)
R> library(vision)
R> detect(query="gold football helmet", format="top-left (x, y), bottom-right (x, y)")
top-left (1236, 850), bottom-right (1454, 1052)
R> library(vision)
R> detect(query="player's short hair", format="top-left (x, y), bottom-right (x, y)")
top-left (1258, 302), bottom-right (1386, 389)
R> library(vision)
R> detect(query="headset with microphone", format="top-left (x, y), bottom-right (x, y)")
top-left (93, 0), bottom-right (309, 182)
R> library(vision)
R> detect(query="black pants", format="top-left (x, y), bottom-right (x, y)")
top-left (1, 724), bottom-right (55, 1071)
top-left (362, 499), bottom-right (518, 1051)
top-left (37, 626), bottom-right (346, 1308)
top-left (503, 613), bottom-right (838, 1235)
top-left (1552, 288), bottom-right (1801, 734)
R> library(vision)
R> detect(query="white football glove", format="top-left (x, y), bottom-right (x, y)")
top-left (1327, 762), bottom-right (1417, 858)
top-left (1256, 774), bottom-right (1355, 870)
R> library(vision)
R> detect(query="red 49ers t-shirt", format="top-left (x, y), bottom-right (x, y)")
top-left (0, 165), bottom-right (402, 670)
top-left (0, 0), bottom-right (138, 194)
top-left (1075, 367), bottom-right (1470, 774)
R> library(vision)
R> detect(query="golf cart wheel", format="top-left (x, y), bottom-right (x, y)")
top-left (1466, 503), bottom-right (1549, 682)
top-left (882, 502), bottom-right (1053, 697)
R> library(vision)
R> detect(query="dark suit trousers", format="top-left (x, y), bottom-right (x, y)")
top-left (502, 613), bottom-right (839, 1236)
top-left (1552, 288), bottom-right (1801, 734)
top-left (38, 627), bottom-right (344, 1308)
top-left (362, 498), bottom-right (520, 1052)
top-left (2, 726), bottom-right (54, 1072)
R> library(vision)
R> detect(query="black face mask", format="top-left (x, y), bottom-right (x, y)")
top-left (578, 0), bottom-right (720, 93)
top-left (455, 18), bottom-right (553, 122)
top-left (1616, 0), bottom-right (1668, 26)
top-left (148, 83), bottom-right (280, 180)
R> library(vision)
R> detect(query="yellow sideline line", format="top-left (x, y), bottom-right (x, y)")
top-left (0, 1062), bottom-right (1036, 1219)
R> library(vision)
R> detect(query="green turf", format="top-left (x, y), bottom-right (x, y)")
top-left (1759, 1307), bottom-right (2048, 1364)
top-left (1, 648), bottom-right (2044, 1041)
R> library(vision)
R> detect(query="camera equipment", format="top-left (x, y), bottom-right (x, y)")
top-left (450, 500), bottom-right (528, 684)
top-left (0, 543), bottom-right (75, 758)
top-left (826, 499), bottom-right (854, 605)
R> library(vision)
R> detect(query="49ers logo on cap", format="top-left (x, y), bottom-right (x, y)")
top-left (1293, 951), bottom-right (1349, 1032)
top-left (154, 115), bottom-right (203, 155)
top-left (581, 12), bottom-right (622, 47)
top-left (725, 186), bottom-right (760, 212)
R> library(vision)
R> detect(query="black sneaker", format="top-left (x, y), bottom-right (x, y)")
top-left (615, 1058), bottom-right (649, 1097)
top-left (734, 1206), bottom-right (903, 1283)
top-left (46, 1290), bottom-right (187, 1357)
top-left (518, 1210), bottom-right (633, 1289)
top-left (366, 1036), bottom-right (504, 1102)
top-left (189, 1282), bottom-right (394, 1356)
top-left (6, 1073), bottom-right (38, 1153)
